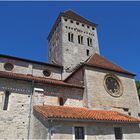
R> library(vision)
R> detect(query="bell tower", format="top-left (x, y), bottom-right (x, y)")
top-left (48, 10), bottom-right (100, 78)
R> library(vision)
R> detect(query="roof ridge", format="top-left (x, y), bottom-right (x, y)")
top-left (84, 53), bottom-right (135, 76)
top-left (0, 54), bottom-right (63, 68)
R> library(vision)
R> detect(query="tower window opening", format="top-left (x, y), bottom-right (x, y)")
top-left (3, 91), bottom-right (10, 110)
top-left (86, 49), bottom-right (89, 56)
top-left (92, 27), bottom-right (95, 30)
top-left (82, 24), bottom-right (84, 27)
top-left (78, 35), bottom-right (83, 44)
top-left (76, 22), bottom-right (79, 25)
top-left (64, 18), bottom-right (67, 22)
top-left (68, 33), bottom-right (74, 42)
top-left (87, 37), bottom-right (92, 47)
top-left (87, 25), bottom-right (90, 28)
top-left (59, 97), bottom-right (64, 106)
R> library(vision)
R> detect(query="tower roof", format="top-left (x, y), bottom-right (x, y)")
top-left (48, 10), bottom-right (97, 40)
top-left (62, 10), bottom-right (97, 27)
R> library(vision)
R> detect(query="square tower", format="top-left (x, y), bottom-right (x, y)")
top-left (48, 10), bottom-right (100, 78)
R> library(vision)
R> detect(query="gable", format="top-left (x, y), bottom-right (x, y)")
top-left (84, 53), bottom-right (135, 76)
top-left (64, 65), bottom-right (84, 86)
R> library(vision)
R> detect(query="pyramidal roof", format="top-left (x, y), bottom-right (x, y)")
top-left (62, 10), bottom-right (97, 27)
top-left (84, 53), bottom-right (135, 76)
top-left (48, 10), bottom-right (96, 40)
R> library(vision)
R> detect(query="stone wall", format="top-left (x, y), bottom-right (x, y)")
top-left (61, 16), bottom-right (99, 76)
top-left (0, 78), bottom-right (32, 139)
top-left (65, 68), bottom-right (84, 86)
top-left (33, 83), bottom-right (84, 107)
top-left (0, 77), bottom-right (84, 139)
top-left (32, 116), bottom-right (140, 140)
top-left (84, 66), bottom-right (140, 118)
top-left (0, 57), bottom-right (62, 80)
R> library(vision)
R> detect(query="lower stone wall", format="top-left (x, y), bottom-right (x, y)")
top-left (32, 116), bottom-right (140, 140)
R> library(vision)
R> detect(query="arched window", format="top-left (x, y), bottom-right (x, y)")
top-left (87, 37), bottom-right (92, 47)
top-left (78, 35), bottom-right (83, 44)
top-left (59, 97), bottom-right (64, 106)
top-left (68, 33), bottom-right (74, 42)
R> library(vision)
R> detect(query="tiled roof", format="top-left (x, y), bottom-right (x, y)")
top-left (62, 10), bottom-right (97, 27)
top-left (84, 53), bottom-right (135, 76)
top-left (0, 54), bottom-right (63, 68)
top-left (0, 71), bottom-right (84, 89)
top-left (34, 105), bottom-right (140, 123)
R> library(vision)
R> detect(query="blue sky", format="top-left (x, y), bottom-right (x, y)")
top-left (0, 1), bottom-right (140, 80)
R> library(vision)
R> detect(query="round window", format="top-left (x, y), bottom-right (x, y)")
top-left (4, 63), bottom-right (14, 71)
top-left (43, 70), bottom-right (51, 77)
top-left (104, 74), bottom-right (123, 97)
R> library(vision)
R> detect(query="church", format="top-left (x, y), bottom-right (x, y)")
top-left (0, 10), bottom-right (140, 139)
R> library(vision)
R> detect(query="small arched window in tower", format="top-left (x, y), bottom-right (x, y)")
top-left (78, 35), bottom-right (83, 44)
top-left (59, 97), bottom-right (64, 106)
top-left (70, 20), bottom-right (73, 23)
top-left (87, 37), bottom-right (92, 47)
top-left (82, 24), bottom-right (84, 27)
top-left (68, 33), bottom-right (74, 42)
top-left (92, 27), bottom-right (95, 30)
top-left (76, 22), bottom-right (79, 25)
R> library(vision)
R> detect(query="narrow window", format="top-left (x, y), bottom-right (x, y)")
top-left (86, 49), bottom-right (89, 56)
top-left (114, 127), bottom-right (123, 140)
top-left (3, 91), bottom-right (10, 110)
top-left (68, 33), bottom-right (74, 42)
top-left (75, 127), bottom-right (84, 140)
top-left (59, 97), bottom-right (64, 106)
top-left (87, 37), bottom-right (92, 47)
top-left (78, 35), bottom-right (83, 44)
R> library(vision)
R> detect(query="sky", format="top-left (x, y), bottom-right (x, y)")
top-left (0, 1), bottom-right (140, 80)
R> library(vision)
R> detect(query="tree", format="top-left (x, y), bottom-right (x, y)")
top-left (136, 81), bottom-right (140, 99)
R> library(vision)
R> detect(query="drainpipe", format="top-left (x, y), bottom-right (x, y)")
top-left (48, 119), bottom-right (53, 140)
top-left (27, 80), bottom-right (34, 140)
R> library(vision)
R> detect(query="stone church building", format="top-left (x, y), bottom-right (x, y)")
top-left (0, 10), bottom-right (140, 139)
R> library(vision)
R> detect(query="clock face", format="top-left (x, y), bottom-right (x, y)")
top-left (104, 74), bottom-right (122, 97)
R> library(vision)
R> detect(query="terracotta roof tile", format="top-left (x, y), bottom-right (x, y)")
top-left (0, 71), bottom-right (84, 89)
top-left (34, 105), bottom-right (140, 123)
top-left (84, 53), bottom-right (135, 76)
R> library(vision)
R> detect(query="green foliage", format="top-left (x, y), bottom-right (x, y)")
top-left (136, 81), bottom-right (140, 96)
